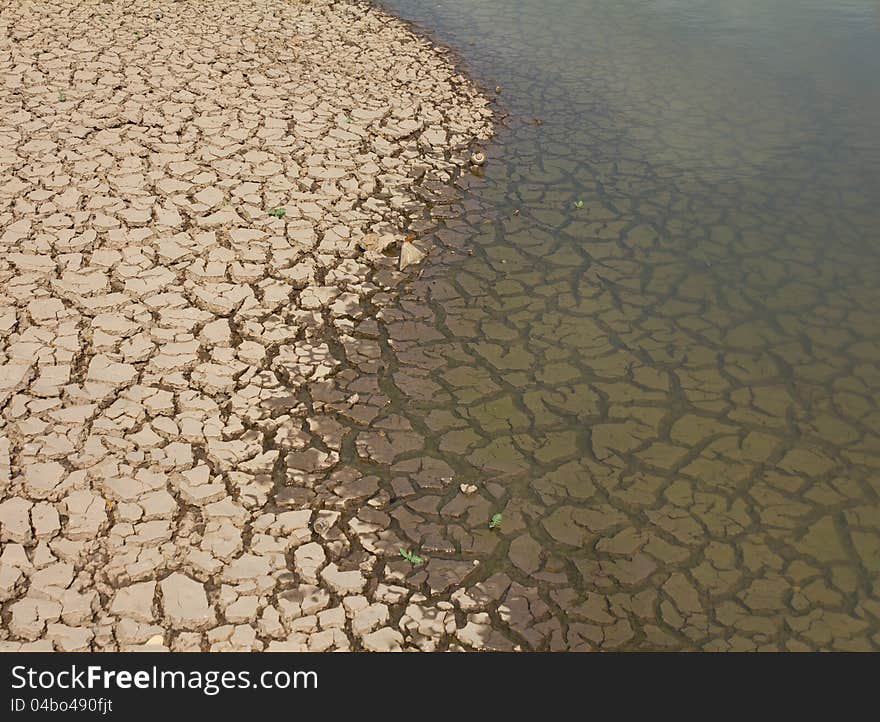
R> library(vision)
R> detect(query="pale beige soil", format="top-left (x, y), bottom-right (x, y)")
top-left (0, 0), bottom-right (491, 650)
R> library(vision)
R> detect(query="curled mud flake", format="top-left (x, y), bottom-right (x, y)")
top-left (399, 241), bottom-right (426, 271)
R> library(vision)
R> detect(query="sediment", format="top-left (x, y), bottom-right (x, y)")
top-left (0, 0), bottom-right (493, 650)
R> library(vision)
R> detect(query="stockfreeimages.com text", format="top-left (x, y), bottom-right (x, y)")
top-left (10, 665), bottom-right (317, 696)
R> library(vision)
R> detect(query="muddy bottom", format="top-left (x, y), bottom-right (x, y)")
top-left (369, 0), bottom-right (880, 649)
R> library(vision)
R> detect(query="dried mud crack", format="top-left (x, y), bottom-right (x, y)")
top-left (0, 0), bottom-right (494, 651)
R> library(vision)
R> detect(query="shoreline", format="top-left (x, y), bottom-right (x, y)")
top-left (0, 0), bottom-right (493, 650)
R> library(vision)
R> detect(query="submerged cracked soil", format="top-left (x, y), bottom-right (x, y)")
top-left (374, 0), bottom-right (880, 650)
top-left (0, 0), bottom-right (495, 651)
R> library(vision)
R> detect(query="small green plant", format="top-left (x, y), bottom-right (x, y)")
top-left (573, 200), bottom-right (584, 209)
top-left (267, 206), bottom-right (286, 218)
top-left (57, 89), bottom-right (65, 102)
top-left (399, 548), bottom-right (423, 565)
top-left (489, 513), bottom-right (503, 530)
top-left (134, 31), bottom-right (141, 40)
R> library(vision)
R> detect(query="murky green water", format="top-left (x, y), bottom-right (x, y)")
top-left (373, 0), bottom-right (880, 649)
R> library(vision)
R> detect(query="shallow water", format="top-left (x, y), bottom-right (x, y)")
top-left (373, 0), bottom-right (880, 649)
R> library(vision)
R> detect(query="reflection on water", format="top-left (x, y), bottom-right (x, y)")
top-left (367, 0), bottom-right (880, 648)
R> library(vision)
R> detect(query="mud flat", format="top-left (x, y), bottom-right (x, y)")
top-left (0, 0), bottom-right (493, 651)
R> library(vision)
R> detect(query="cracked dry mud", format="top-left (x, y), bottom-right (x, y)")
top-left (2, 0), bottom-right (879, 655)
top-left (0, 0), bottom-right (494, 651)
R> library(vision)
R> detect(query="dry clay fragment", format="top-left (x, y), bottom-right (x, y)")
top-left (399, 242), bottom-right (425, 271)
top-left (159, 573), bottom-right (216, 630)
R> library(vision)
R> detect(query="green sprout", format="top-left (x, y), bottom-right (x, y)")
top-left (267, 206), bottom-right (286, 218)
top-left (57, 89), bottom-right (65, 102)
top-left (489, 513), bottom-right (503, 530)
top-left (399, 548), bottom-right (423, 565)
top-left (573, 200), bottom-right (584, 209)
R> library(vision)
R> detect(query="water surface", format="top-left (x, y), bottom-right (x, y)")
top-left (373, 0), bottom-right (880, 649)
